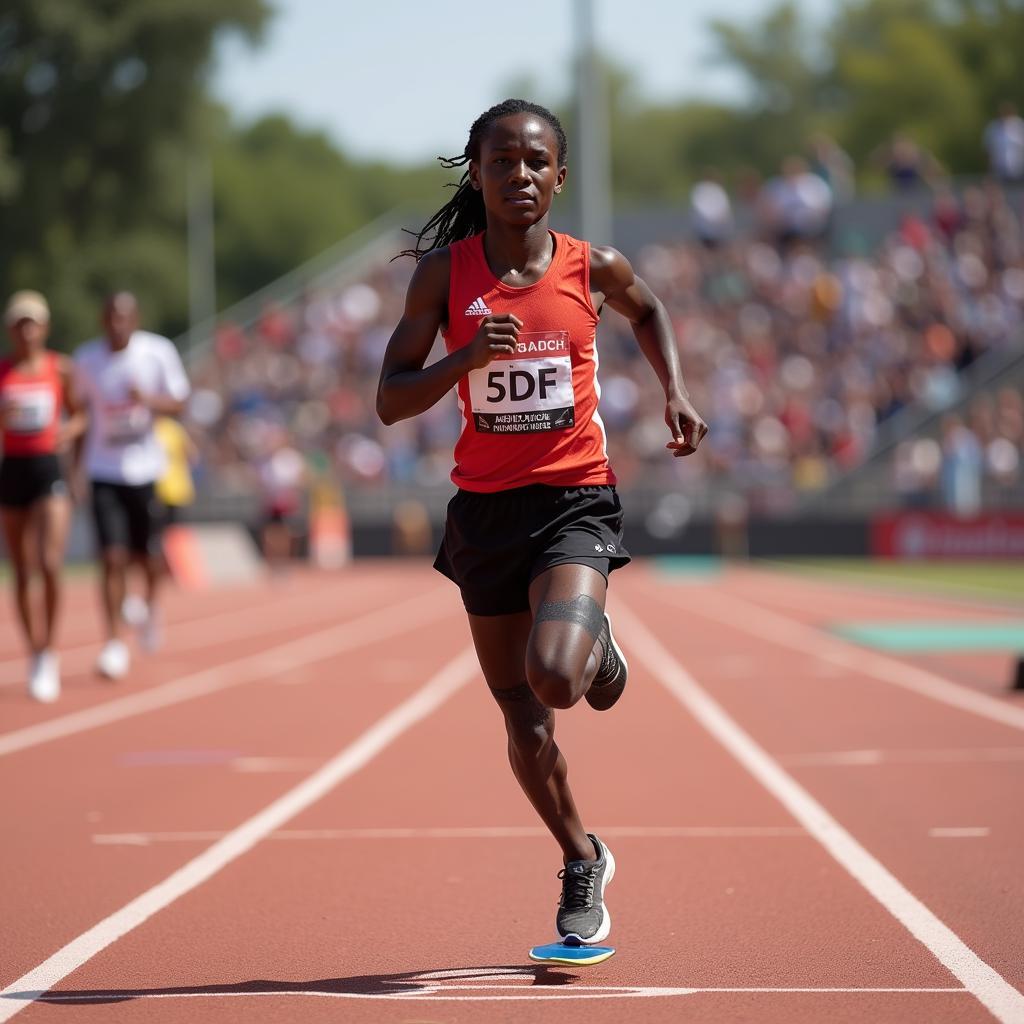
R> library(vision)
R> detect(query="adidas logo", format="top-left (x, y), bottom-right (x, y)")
top-left (464, 297), bottom-right (493, 316)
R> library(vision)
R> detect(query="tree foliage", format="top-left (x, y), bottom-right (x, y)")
top-left (0, 0), bottom-right (268, 345)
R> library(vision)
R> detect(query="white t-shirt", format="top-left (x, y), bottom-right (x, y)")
top-left (984, 116), bottom-right (1024, 179)
top-left (74, 331), bottom-right (191, 485)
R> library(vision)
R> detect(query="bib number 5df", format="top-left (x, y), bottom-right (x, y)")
top-left (468, 331), bottom-right (575, 434)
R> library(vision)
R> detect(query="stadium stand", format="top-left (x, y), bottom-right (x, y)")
top-left (178, 180), bottom-right (1023, 554)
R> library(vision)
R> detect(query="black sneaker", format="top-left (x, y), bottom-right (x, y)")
top-left (585, 614), bottom-right (628, 711)
top-left (555, 834), bottom-right (616, 943)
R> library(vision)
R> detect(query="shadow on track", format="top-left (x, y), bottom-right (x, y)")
top-left (5, 965), bottom-right (586, 1005)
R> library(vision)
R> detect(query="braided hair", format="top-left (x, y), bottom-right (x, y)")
top-left (397, 99), bottom-right (567, 261)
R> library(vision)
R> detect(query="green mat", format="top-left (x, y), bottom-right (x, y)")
top-left (655, 556), bottom-right (722, 579)
top-left (831, 621), bottom-right (1024, 652)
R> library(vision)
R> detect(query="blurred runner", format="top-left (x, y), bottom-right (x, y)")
top-left (119, 415), bottom-right (198, 611)
top-left (72, 292), bottom-right (190, 679)
top-left (0, 291), bottom-right (86, 701)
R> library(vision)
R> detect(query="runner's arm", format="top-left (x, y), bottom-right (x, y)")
top-left (376, 250), bottom-right (520, 425)
top-left (590, 245), bottom-right (708, 457)
top-left (55, 355), bottom-right (88, 451)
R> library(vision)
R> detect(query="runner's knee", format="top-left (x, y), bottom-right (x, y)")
top-left (525, 656), bottom-right (580, 709)
top-left (39, 546), bottom-right (62, 577)
top-left (489, 682), bottom-right (553, 742)
top-left (11, 562), bottom-right (31, 590)
top-left (101, 547), bottom-right (128, 572)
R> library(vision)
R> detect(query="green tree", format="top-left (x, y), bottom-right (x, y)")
top-left (0, 0), bottom-right (268, 345)
top-left (708, 1), bottom-right (823, 170)
top-left (212, 114), bottom-right (447, 307)
top-left (827, 0), bottom-right (982, 176)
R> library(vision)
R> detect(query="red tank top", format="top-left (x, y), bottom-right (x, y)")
top-left (443, 231), bottom-right (615, 492)
top-left (0, 352), bottom-right (63, 456)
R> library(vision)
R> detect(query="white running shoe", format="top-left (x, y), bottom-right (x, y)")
top-left (97, 639), bottom-right (130, 680)
top-left (28, 651), bottom-right (61, 703)
top-left (122, 593), bottom-right (148, 627)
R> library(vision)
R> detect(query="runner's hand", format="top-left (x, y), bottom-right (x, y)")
top-left (464, 314), bottom-right (522, 370)
top-left (665, 395), bottom-right (708, 458)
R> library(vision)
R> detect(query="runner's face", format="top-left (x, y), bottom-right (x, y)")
top-left (470, 114), bottom-right (566, 226)
top-left (103, 299), bottom-right (139, 348)
top-left (8, 317), bottom-right (48, 358)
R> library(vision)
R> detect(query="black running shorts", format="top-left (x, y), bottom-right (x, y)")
top-left (0, 454), bottom-right (66, 509)
top-left (91, 480), bottom-right (163, 556)
top-left (434, 484), bottom-right (631, 616)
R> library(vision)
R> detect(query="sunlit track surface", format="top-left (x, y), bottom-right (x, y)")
top-left (1, 560), bottom-right (1022, 1024)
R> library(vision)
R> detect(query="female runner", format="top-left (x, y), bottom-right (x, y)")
top-left (377, 100), bottom-right (706, 943)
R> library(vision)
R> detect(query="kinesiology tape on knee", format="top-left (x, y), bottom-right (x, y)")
top-left (534, 594), bottom-right (603, 640)
top-left (488, 682), bottom-right (552, 728)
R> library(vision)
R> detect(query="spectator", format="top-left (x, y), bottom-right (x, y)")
top-left (983, 102), bottom-right (1024, 184)
top-left (689, 170), bottom-right (734, 248)
top-left (872, 132), bottom-right (943, 191)
top-left (807, 134), bottom-right (855, 203)
top-left (940, 413), bottom-right (983, 516)
top-left (256, 427), bottom-right (308, 573)
top-left (758, 156), bottom-right (833, 248)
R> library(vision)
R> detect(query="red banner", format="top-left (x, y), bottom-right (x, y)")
top-left (872, 512), bottom-right (1024, 559)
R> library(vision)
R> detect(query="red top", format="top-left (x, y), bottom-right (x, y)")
top-left (443, 231), bottom-right (615, 493)
top-left (0, 352), bottom-right (63, 456)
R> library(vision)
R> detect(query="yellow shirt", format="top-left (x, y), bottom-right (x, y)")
top-left (154, 417), bottom-right (195, 507)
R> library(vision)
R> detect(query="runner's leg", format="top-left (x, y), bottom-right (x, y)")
top-left (469, 610), bottom-right (595, 864)
top-left (1, 506), bottom-right (40, 652)
top-left (526, 563), bottom-right (606, 709)
top-left (35, 492), bottom-right (71, 651)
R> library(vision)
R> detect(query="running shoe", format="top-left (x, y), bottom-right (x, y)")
top-left (585, 614), bottom-right (628, 711)
top-left (555, 833), bottom-right (616, 944)
top-left (28, 650), bottom-right (60, 703)
top-left (97, 639), bottom-right (130, 680)
top-left (121, 593), bottom-right (148, 627)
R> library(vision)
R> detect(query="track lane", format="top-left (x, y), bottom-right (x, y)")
top-left (0, 583), bottom-right (464, 986)
top-left (625, 567), bottom-right (1024, 1008)
top-left (9, 567), bottom-right (1003, 1024)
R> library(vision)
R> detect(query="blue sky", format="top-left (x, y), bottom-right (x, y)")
top-left (213, 0), bottom-right (835, 165)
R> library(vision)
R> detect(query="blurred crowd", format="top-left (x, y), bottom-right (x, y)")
top-left (185, 116), bottom-right (1024, 518)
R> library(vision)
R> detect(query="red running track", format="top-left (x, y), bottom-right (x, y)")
top-left (1, 561), bottom-right (1022, 1023)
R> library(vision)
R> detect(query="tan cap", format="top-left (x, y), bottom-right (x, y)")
top-left (4, 290), bottom-right (50, 327)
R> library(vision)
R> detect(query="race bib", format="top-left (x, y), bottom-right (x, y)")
top-left (102, 401), bottom-right (151, 445)
top-left (3, 386), bottom-right (55, 435)
top-left (468, 331), bottom-right (575, 434)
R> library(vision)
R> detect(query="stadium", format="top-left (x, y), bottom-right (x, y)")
top-left (1, 2), bottom-right (1022, 1022)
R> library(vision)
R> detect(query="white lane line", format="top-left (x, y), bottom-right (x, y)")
top-left (91, 824), bottom-right (808, 845)
top-left (230, 757), bottom-right (321, 773)
top-left (0, 587), bottom-right (451, 758)
top-left (0, 646), bottom-right (479, 1021)
top-left (930, 828), bottom-right (991, 839)
top-left (671, 589), bottom-right (1024, 733)
top-left (784, 748), bottom-right (1024, 767)
top-left (614, 600), bottom-right (1024, 1024)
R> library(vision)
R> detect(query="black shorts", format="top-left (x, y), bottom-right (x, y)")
top-left (0, 454), bottom-right (66, 509)
top-left (91, 480), bottom-right (163, 557)
top-left (434, 484), bottom-right (630, 616)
